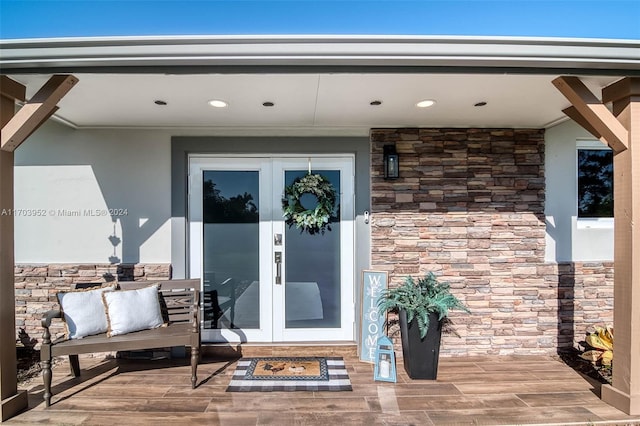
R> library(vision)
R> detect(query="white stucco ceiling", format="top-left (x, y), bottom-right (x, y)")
top-left (8, 72), bottom-right (620, 133)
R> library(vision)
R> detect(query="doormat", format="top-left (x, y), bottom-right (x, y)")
top-left (226, 357), bottom-right (352, 392)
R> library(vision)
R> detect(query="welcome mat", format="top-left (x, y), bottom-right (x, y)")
top-left (226, 357), bottom-right (352, 392)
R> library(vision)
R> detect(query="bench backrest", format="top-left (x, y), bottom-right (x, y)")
top-left (72, 279), bottom-right (200, 325)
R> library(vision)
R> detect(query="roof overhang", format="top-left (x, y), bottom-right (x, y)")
top-left (1, 35), bottom-right (638, 133)
top-left (2, 35), bottom-right (639, 74)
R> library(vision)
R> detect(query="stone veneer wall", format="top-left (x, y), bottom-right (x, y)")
top-left (15, 264), bottom-right (171, 345)
top-left (555, 261), bottom-right (614, 349)
top-left (371, 128), bottom-right (613, 356)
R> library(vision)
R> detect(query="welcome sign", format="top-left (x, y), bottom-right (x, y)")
top-left (359, 270), bottom-right (388, 363)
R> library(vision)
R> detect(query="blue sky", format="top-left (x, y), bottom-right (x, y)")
top-left (0, 1), bottom-right (638, 40)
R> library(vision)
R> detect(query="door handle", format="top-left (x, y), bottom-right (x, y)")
top-left (275, 251), bottom-right (282, 285)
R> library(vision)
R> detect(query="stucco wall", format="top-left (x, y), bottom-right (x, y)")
top-left (544, 120), bottom-right (614, 262)
top-left (14, 120), bottom-right (172, 264)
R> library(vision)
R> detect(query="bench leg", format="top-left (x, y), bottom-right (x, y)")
top-left (191, 346), bottom-right (199, 389)
top-left (42, 359), bottom-right (52, 407)
top-left (69, 355), bottom-right (80, 377)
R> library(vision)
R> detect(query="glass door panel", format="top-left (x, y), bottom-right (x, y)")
top-left (284, 170), bottom-right (341, 329)
top-left (202, 170), bottom-right (260, 329)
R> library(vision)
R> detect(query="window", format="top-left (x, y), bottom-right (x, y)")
top-left (577, 148), bottom-right (613, 218)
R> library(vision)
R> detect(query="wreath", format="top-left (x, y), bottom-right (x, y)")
top-left (282, 173), bottom-right (337, 235)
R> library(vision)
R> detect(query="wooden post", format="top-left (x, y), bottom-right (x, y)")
top-left (0, 74), bottom-right (77, 420)
top-left (0, 76), bottom-right (28, 421)
top-left (554, 76), bottom-right (639, 415)
top-left (601, 77), bottom-right (640, 415)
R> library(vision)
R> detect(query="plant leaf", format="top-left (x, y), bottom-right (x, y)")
top-left (586, 334), bottom-right (612, 351)
top-left (377, 272), bottom-right (469, 338)
top-left (580, 350), bottom-right (603, 362)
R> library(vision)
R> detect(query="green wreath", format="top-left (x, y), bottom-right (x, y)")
top-left (282, 173), bottom-right (337, 235)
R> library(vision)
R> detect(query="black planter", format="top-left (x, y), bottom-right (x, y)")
top-left (399, 310), bottom-right (443, 379)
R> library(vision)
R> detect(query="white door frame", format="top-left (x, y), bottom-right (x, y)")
top-left (189, 157), bottom-right (274, 342)
top-left (188, 154), bottom-right (355, 343)
top-left (272, 157), bottom-right (355, 341)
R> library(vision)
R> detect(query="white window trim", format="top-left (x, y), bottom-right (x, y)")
top-left (576, 217), bottom-right (614, 229)
top-left (576, 139), bottom-right (610, 150)
top-left (575, 139), bottom-right (613, 228)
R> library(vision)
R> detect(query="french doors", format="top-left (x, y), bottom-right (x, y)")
top-left (188, 156), bottom-right (354, 343)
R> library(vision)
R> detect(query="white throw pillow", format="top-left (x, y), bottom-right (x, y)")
top-left (102, 284), bottom-right (164, 337)
top-left (57, 285), bottom-right (116, 339)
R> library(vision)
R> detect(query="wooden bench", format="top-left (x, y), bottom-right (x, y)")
top-left (40, 279), bottom-right (201, 407)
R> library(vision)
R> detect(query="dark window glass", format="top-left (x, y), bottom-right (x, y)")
top-left (578, 149), bottom-right (613, 218)
top-left (202, 171), bottom-right (260, 329)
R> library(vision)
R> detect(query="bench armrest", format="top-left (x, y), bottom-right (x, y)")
top-left (41, 310), bottom-right (62, 345)
top-left (42, 309), bottom-right (62, 328)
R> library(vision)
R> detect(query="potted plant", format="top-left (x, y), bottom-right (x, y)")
top-left (378, 272), bottom-right (469, 379)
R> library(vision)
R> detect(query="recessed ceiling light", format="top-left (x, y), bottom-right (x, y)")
top-left (262, 101), bottom-right (275, 107)
top-left (474, 101), bottom-right (488, 107)
top-left (370, 100), bottom-right (382, 106)
top-left (154, 100), bottom-right (167, 106)
top-left (416, 99), bottom-right (436, 108)
top-left (208, 99), bottom-right (228, 108)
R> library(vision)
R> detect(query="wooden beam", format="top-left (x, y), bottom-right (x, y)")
top-left (19, 106), bottom-right (59, 144)
top-left (602, 77), bottom-right (640, 104)
top-left (0, 76), bottom-right (26, 102)
top-left (553, 76), bottom-right (629, 153)
top-left (562, 106), bottom-right (606, 142)
top-left (1, 75), bottom-right (78, 152)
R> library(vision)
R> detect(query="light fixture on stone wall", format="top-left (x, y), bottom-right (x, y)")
top-left (383, 144), bottom-right (399, 179)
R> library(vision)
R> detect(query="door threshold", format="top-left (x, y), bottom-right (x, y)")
top-left (201, 342), bottom-right (357, 359)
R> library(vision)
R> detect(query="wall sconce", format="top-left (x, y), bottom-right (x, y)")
top-left (383, 145), bottom-right (399, 179)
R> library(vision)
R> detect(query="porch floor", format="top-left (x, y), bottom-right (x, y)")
top-left (7, 346), bottom-right (640, 425)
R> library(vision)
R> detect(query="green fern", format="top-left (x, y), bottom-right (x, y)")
top-left (378, 272), bottom-right (470, 339)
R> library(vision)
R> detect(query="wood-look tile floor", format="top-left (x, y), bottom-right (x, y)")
top-left (7, 346), bottom-right (640, 426)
